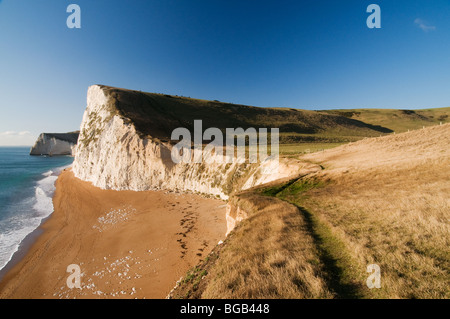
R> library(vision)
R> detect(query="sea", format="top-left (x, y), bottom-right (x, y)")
top-left (0, 147), bottom-right (73, 271)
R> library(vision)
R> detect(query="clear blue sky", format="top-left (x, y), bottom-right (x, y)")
top-left (0, 0), bottom-right (449, 145)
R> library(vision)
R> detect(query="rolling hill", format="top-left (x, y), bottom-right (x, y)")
top-left (170, 123), bottom-right (450, 299)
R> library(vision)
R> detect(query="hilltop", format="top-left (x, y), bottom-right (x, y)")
top-left (73, 85), bottom-right (319, 199)
top-left (93, 85), bottom-right (393, 144)
top-left (321, 107), bottom-right (450, 133)
top-left (30, 131), bottom-right (79, 156)
top-left (80, 86), bottom-right (450, 156)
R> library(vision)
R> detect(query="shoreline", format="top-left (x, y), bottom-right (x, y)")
top-left (0, 161), bottom-right (74, 281)
top-left (0, 219), bottom-right (46, 283)
top-left (0, 169), bottom-right (227, 299)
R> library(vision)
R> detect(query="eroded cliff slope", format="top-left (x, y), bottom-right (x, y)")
top-left (30, 132), bottom-right (79, 156)
top-left (72, 85), bottom-right (325, 199)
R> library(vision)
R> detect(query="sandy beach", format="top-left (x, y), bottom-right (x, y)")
top-left (0, 169), bottom-right (227, 299)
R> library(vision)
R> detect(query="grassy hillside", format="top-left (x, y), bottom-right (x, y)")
top-left (96, 85), bottom-right (449, 299)
top-left (43, 132), bottom-right (80, 144)
top-left (99, 85), bottom-right (393, 146)
top-left (321, 107), bottom-right (450, 133)
top-left (170, 123), bottom-right (450, 299)
top-left (99, 86), bottom-right (450, 156)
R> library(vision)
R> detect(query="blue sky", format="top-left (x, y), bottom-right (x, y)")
top-left (0, 0), bottom-right (449, 145)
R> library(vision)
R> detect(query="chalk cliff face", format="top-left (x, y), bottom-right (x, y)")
top-left (73, 85), bottom-right (319, 200)
top-left (30, 132), bottom-right (79, 156)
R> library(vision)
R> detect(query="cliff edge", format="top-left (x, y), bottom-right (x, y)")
top-left (30, 132), bottom-right (79, 156)
top-left (72, 85), bottom-right (321, 200)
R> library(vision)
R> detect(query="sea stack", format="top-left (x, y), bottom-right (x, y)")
top-left (30, 132), bottom-right (79, 156)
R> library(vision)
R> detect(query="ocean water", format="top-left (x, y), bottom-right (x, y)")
top-left (0, 147), bottom-right (73, 271)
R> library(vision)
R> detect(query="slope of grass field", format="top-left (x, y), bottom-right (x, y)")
top-left (297, 123), bottom-right (450, 298)
top-left (98, 86), bottom-right (394, 146)
top-left (95, 86), bottom-right (449, 298)
top-left (168, 191), bottom-right (339, 299)
top-left (170, 123), bottom-right (449, 299)
top-left (322, 107), bottom-right (450, 134)
top-left (92, 86), bottom-right (450, 156)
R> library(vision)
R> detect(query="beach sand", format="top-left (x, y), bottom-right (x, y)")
top-left (0, 169), bottom-right (227, 299)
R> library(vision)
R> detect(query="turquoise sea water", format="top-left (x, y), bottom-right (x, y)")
top-left (0, 147), bottom-right (73, 270)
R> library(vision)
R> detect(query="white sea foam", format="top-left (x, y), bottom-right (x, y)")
top-left (0, 220), bottom-right (39, 271)
top-left (34, 175), bottom-right (58, 217)
top-left (42, 170), bottom-right (53, 177)
top-left (0, 165), bottom-right (71, 271)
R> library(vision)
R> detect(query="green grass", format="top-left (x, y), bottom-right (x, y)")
top-left (261, 177), bottom-right (369, 298)
top-left (260, 178), bottom-right (325, 199)
top-left (279, 143), bottom-right (344, 155)
top-left (322, 108), bottom-right (450, 134)
top-left (90, 86), bottom-right (450, 155)
top-left (259, 180), bottom-right (294, 197)
top-left (294, 204), bottom-right (366, 298)
top-left (182, 266), bottom-right (208, 286)
top-left (277, 179), bottom-right (325, 198)
top-left (97, 85), bottom-right (402, 145)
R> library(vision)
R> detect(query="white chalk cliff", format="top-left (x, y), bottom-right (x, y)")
top-left (73, 85), bottom-right (320, 201)
top-left (30, 132), bottom-right (79, 156)
top-left (72, 85), bottom-right (324, 236)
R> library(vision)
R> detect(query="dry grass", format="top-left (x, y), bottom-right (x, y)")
top-left (98, 85), bottom-right (400, 146)
top-left (322, 108), bottom-right (450, 133)
top-left (171, 124), bottom-right (449, 299)
top-left (172, 192), bottom-right (334, 299)
top-left (279, 143), bottom-right (344, 155)
top-left (299, 124), bottom-right (450, 298)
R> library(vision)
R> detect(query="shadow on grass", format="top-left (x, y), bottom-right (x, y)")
top-left (295, 204), bottom-right (365, 299)
top-left (261, 177), bottom-right (365, 299)
top-left (260, 178), bottom-right (298, 197)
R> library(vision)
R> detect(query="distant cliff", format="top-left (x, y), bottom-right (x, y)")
top-left (72, 85), bottom-right (321, 199)
top-left (30, 132), bottom-right (79, 156)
